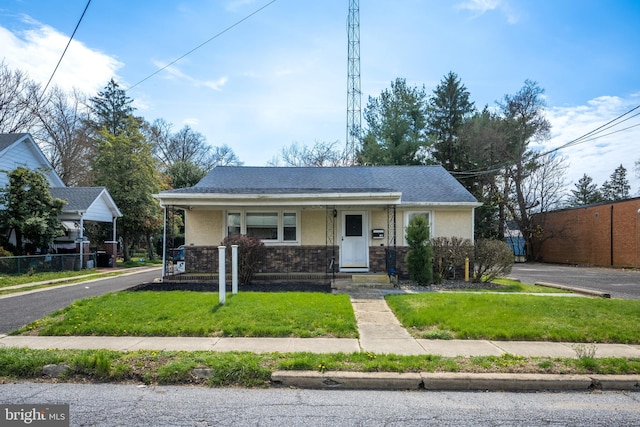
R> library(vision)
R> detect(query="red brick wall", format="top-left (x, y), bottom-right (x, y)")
top-left (532, 198), bottom-right (640, 267)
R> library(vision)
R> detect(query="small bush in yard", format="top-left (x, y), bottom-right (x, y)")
top-left (472, 239), bottom-right (514, 283)
top-left (431, 236), bottom-right (474, 283)
top-left (221, 235), bottom-right (265, 284)
top-left (405, 215), bottom-right (433, 285)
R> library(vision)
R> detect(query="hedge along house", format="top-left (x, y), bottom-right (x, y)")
top-left (155, 165), bottom-right (480, 281)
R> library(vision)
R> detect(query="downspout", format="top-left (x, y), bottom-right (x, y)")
top-left (610, 205), bottom-right (614, 266)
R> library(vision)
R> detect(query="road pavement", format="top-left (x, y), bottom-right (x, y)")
top-left (510, 263), bottom-right (640, 299)
top-left (2, 384), bottom-right (639, 426)
top-left (0, 268), bottom-right (161, 334)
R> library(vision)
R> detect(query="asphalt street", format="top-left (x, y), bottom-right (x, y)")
top-left (0, 268), bottom-right (161, 334)
top-left (1, 383), bottom-right (639, 426)
top-left (510, 263), bottom-right (640, 299)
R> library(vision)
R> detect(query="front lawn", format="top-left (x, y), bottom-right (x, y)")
top-left (385, 293), bottom-right (640, 343)
top-left (16, 291), bottom-right (358, 338)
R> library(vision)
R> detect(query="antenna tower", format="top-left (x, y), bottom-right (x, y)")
top-left (346, 0), bottom-right (361, 165)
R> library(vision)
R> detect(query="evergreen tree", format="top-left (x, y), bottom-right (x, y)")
top-left (359, 78), bottom-right (429, 165)
top-left (567, 174), bottom-right (602, 206)
top-left (601, 164), bottom-right (630, 201)
top-left (427, 71), bottom-right (475, 171)
top-left (404, 215), bottom-right (433, 285)
top-left (89, 78), bottom-right (134, 136)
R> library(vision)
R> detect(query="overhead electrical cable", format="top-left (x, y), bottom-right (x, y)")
top-left (450, 103), bottom-right (640, 179)
top-left (41, 0), bottom-right (92, 96)
top-left (129, 0), bottom-right (277, 90)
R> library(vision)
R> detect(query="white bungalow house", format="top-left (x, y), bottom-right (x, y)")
top-left (155, 165), bottom-right (481, 279)
top-left (0, 133), bottom-right (122, 266)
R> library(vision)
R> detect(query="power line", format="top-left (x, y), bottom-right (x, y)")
top-left (129, 0), bottom-right (277, 90)
top-left (41, 0), bottom-right (92, 96)
top-left (450, 103), bottom-right (640, 179)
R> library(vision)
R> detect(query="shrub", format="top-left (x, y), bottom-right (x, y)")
top-left (404, 215), bottom-right (433, 285)
top-left (472, 239), bottom-right (514, 283)
top-left (221, 235), bottom-right (265, 284)
top-left (431, 236), bottom-right (474, 283)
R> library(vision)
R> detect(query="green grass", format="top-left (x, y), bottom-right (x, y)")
top-left (489, 278), bottom-right (569, 293)
top-left (16, 291), bottom-right (358, 338)
top-left (1, 348), bottom-right (638, 387)
top-left (385, 293), bottom-right (640, 343)
top-left (0, 270), bottom-right (103, 289)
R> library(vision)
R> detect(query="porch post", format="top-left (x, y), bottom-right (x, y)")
top-left (218, 246), bottom-right (226, 304)
top-left (161, 207), bottom-right (167, 278)
top-left (79, 214), bottom-right (84, 269)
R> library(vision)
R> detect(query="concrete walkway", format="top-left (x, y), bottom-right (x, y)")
top-left (1, 288), bottom-right (639, 358)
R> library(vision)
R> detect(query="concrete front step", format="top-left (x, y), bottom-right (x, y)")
top-left (332, 280), bottom-right (395, 290)
top-left (351, 274), bottom-right (390, 284)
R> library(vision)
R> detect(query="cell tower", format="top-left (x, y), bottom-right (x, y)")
top-left (346, 0), bottom-right (361, 166)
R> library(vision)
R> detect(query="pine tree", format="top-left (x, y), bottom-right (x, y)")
top-left (89, 78), bottom-right (134, 136)
top-left (359, 78), bottom-right (429, 165)
top-left (601, 165), bottom-right (630, 201)
top-left (567, 174), bottom-right (602, 206)
top-left (427, 71), bottom-right (475, 171)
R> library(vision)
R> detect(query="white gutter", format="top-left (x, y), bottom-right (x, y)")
top-left (154, 192), bottom-right (403, 207)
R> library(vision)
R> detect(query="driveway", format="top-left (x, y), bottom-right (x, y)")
top-left (509, 263), bottom-right (640, 299)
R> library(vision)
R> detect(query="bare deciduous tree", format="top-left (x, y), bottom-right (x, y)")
top-left (268, 140), bottom-right (348, 167)
top-left (0, 61), bottom-right (43, 134)
top-left (34, 87), bottom-right (95, 186)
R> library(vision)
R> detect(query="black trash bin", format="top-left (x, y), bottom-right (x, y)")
top-left (96, 251), bottom-right (113, 268)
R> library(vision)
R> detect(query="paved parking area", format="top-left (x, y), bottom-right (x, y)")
top-left (509, 263), bottom-right (640, 299)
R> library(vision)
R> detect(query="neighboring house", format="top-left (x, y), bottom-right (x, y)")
top-left (531, 198), bottom-right (640, 268)
top-left (0, 133), bottom-right (64, 187)
top-left (0, 133), bottom-right (122, 265)
top-left (156, 165), bottom-right (481, 278)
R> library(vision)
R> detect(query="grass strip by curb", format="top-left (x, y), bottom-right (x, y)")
top-left (1, 348), bottom-right (639, 388)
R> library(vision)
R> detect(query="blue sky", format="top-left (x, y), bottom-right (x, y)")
top-left (1, 0), bottom-right (639, 194)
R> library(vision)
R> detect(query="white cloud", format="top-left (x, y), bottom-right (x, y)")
top-left (456, 0), bottom-right (520, 24)
top-left (457, 0), bottom-right (500, 14)
top-left (0, 19), bottom-right (122, 94)
top-left (545, 95), bottom-right (640, 194)
top-left (151, 60), bottom-right (228, 91)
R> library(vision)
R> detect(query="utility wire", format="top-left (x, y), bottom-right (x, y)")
top-left (129, 0), bottom-right (277, 90)
top-left (450, 103), bottom-right (640, 179)
top-left (41, 0), bottom-right (92, 97)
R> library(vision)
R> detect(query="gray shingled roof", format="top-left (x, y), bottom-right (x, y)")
top-left (162, 166), bottom-right (477, 203)
top-left (49, 187), bottom-right (108, 212)
top-left (0, 133), bottom-right (28, 151)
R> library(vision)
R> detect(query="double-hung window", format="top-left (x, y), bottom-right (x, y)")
top-left (226, 210), bottom-right (299, 243)
top-left (403, 211), bottom-right (433, 245)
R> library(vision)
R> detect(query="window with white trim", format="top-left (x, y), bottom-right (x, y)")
top-left (403, 211), bottom-right (433, 245)
top-left (226, 210), bottom-right (299, 243)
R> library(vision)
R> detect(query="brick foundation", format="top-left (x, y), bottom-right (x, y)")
top-left (183, 245), bottom-right (409, 275)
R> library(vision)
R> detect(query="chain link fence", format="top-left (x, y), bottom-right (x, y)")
top-left (0, 253), bottom-right (97, 275)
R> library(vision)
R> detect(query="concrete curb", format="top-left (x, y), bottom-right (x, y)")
top-left (272, 371), bottom-right (640, 391)
top-left (271, 371), bottom-right (423, 390)
top-left (535, 281), bottom-right (611, 298)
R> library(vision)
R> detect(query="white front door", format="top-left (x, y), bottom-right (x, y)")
top-left (340, 211), bottom-right (368, 269)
